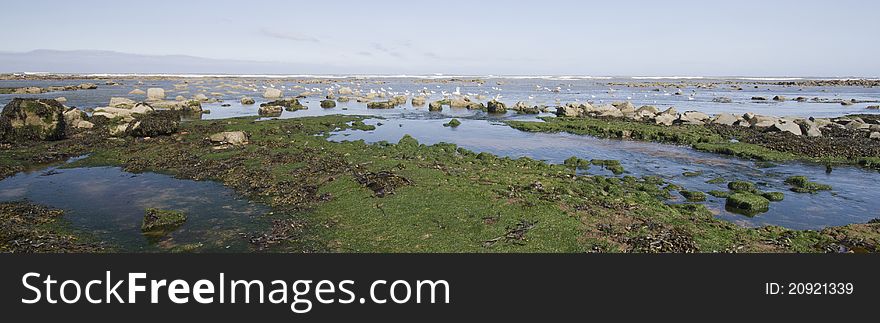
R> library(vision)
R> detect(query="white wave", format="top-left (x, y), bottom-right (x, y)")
top-left (736, 77), bottom-right (805, 81)
top-left (631, 76), bottom-right (706, 80)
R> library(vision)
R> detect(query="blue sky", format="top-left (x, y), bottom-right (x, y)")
top-left (1, 0), bottom-right (878, 76)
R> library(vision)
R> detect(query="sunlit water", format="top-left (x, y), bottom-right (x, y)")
top-left (0, 165), bottom-right (269, 251)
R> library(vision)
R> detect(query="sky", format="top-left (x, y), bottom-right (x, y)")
top-left (1, 0), bottom-right (878, 76)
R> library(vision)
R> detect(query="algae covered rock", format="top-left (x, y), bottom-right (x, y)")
top-left (486, 100), bottom-right (507, 113)
top-left (443, 118), bottom-right (461, 128)
top-left (0, 98), bottom-right (66, 142)
top-left (320, 99), bottom-right (337, 108)
top-left (680, 190), bottom-right (707, 202)
top-left (142, 208), bottom-right (187, 232)
top-left (725, 192), bottom-right (770, 215)
top-left (262, 99), bottom-right (304, 112)
top-left (784, 176), bottom-right (832, 193)
top-left (126, 111), bottom-right (180, 137)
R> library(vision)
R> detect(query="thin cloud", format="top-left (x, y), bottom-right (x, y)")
top-left (371, 43), bottom-right (403, 58)
top-left (259, 28), bottom-right (320, 43)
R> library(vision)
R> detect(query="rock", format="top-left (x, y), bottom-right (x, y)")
top-left (0, 98), bottom-right (66, 142)
top-left (336, 96), bottom-right (350, 103)
top-left (742, 112), bottom-right (755, 121)
top-left (867, 105), bottom-right (880, 110)
top-left (261, 99), bottom-right (303, 112)
top-left (448, 97), bottom-right (471, 108)
top-left (126, 111), bottom-right (180, 137)
top-left (148, 100), bottom-right (201, 112)
top-left (146, 88), bottom-right (166, 100)
top-left (871, 132), bottom-right (880, 140)
top-left (751, 96), bottom-right (767, 101)
top-left (193, 93), bottom-right (209, 102)
top-left (798, 121), bottom-right (822, 137)
top-left (711, 113), bottom-right (738, 126)
top-left (841, 99), bottom-right (855, 106)
top-left (795, 97), bottom-right (808, 102)
top-left (63, 108), bottom-right (85, 125)
top-left (208, 131), bottom-right (249, 146)
top-left (634, 105), bottom-right (659, 120)
top-left (142, 208), bottom-right (186, 232)
top-left (338, 87), bottom-right (353, 95)
top-left (659, 107), bottom-right (677, 116)
top-left (109, 97), bottom-right (136, 108)
top-left (175, 95), bottom-right (186, 101)
top-left (595, 105), bottom-right (623, 118)
top-left (55, 97), bottom-right (67, 103)
top-left (428, 101), bottom-right (443, 111)
top-left (712, 97), bottom-right (733, 103)
top-left (678, 111), bottom-right (710, 125)
top-left (556, 104), bottom-right (580, 117)
top-left (749, 115), bottom-right (778, 128)
top-left (240, 97), bottom-right (255, 105)
top-left (367, 101), bottom-right (395, 109)
top-left (725, 192), bottom-right (770, 214)
top-left (77, 83), bottom-right (97, 90)
top-left (75, 120), bottom-right (94, 129)
top-left (390, 95), bottom-right (408, 106)
top-left (486, 100), bottom-right (507, 113)
top-left (411, 96), bottom-right (427, 106)
top-left (611, 101), bottom-right (635, 113)
top-left (767, 121), bottom-right (803, 136)
top-left (653, 113), bottom-right (677, 126)
top-left (443, 118), bottom-right (461, 128)
top-left (772, 95), bottom-right (786, 101)
top-left (844, 120), bottom-right (867, 130)
top-left (263, 88), bottom-right (283, 99)
top-left (320, 100), bottom-right (336, 108)
top-left (258, 105), bottom-right (283, 116)
top-left (129, 89), bottom-right (146, 95)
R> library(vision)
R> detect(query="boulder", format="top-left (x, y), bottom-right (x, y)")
top-left (411, 96), bottom-right (427, 106)
top-left (146, 88), bottom-right (166, 100)
top-left (338, 87), bottom-right (353, 95)
top-left (109, 97), bottom-right (136, 108)
top-left (797, 121), bottom-right (822, 137)
top-left (126, 111), bottom-right (180, 137)
top-left (871, 132), bottom-right (880, 140)
top-left (678, 111), bottom-right (710, 125)
top-left (75, 120), bottom-right (94, 129)
top-left (258, 105), bottom-right (283, 116)
top-left (261, 99), bottom-right (303, 112)
top-left (751, 96), bottom-right (767, 101)
top-left (78, 83), bottom-right (97, 90)
top-left (428, 101), bottom-right (443, 111)
top-left (55, 97), bottom-right (67, 103)
top-left (390, 95), bottom-right (408, 106)
top-left (448, 97), bottom-right (471, 108)
top-left (0, 98), bottom-right (66, 142)
top-left (263, 88), bottom-right (283, 99)
top-left (63, 108), bottom-right (85, 125)
top-left (320, 100), bottom-right (336, 108)
top-left (367, 101), bottom-right (395, 109)
top-left (129, 89), bottom-right (146, 95)
top-left (867, 105), bottom-right (880, 110)
top-left (193, 93), bottom-right (209, 102)
top-left (653, 113), bottom-right (676, 126)
top-left (711, 113), bottom-right (738, 126)
top-left (591, 104), bottom-right (620, 118)
top-left (240, 96), bottom-right (255, 105)
top-left (712, 97), bottom-right (733, 103)
top-left (767, 121), bottom-right (803, 136)
top-left (486, 100), bottom-right (507, 113)
top-left (634, 105), bottom-right (659, 120)
top-left (772, 95), bottom-right (786, 101)
top-left (208, 131), bottom-right (249, 146)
